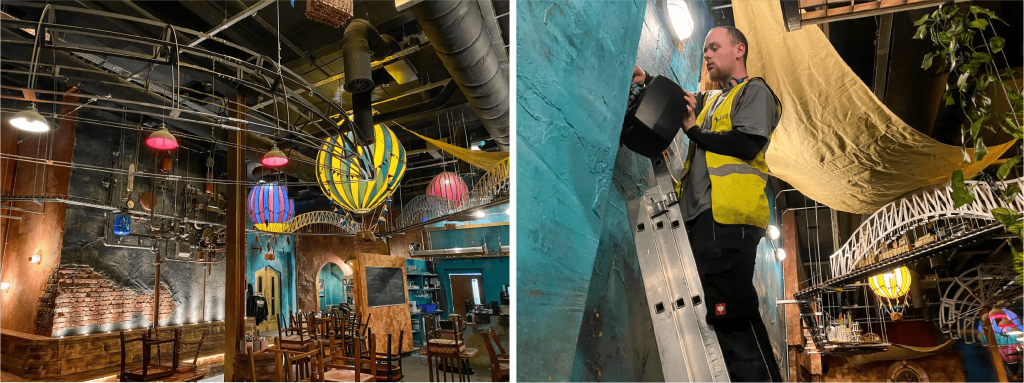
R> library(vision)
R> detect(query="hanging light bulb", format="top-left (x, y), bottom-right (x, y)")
top-left (768, 225), bottom-right (780, 240)
top-left (262, 144), bottom-right (289, 167)
top-left (473, 211), bottom-right (486, 218)
top-left (10, 105), bottom-right (50, 132)
top-left (776, 248), bottom-right (786, 261)
top-left (146, 124), bottom-right (178, 150)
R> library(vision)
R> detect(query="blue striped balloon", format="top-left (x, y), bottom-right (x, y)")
top-left (247, 181), bottom-right (294, 225)
top-left (316, 124), bottom-right (406, 214)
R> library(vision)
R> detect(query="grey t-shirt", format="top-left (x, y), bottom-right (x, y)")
top-left (679, 80), bottom-right (780, 223)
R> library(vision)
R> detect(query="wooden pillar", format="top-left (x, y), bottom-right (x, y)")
top-left (224, 94), bottom-right (247, 381)
top-left (782, 210), bottom-right (805, 381)
top-left (981, 309), bottom-right (1009, 382)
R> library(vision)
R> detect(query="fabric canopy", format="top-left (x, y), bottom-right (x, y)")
top-left (734, 1), bottom-right (1016, 214)
top-left (394, 124), bottom-right (510, 172)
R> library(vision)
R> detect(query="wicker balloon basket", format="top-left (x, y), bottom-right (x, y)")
top-left (306, 0), bottom-right (354, 28)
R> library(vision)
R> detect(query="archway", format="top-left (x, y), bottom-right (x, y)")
top-left (316, 262), bottom-right (352, 312)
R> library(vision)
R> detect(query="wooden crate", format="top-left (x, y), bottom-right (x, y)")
top-left (782, 0), bottom-right (952, 31)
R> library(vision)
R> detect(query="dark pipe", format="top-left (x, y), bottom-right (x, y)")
top-left (351, 91), bottom-right (374, 145)
top-left (343, 19), bottom-right (400, 146)
top-left (412, 1), bottom-right (510, 151)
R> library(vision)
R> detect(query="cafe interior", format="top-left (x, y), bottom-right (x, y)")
top-left (0, 0), bottom-right (510, 381)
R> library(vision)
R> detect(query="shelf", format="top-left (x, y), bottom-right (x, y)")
top-left (408, 288), bottom-right (440, 291)
top-left (410, 311), bottom-right (443, 316)
top-left (406, 273), bottom-right (438, 277)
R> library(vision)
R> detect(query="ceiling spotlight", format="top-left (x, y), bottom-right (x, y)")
top-left (768, 225), bottom-right (780, 240)
top-left (262, 145), bottom-right (289, 167)
top-left (0, 282), bottom-right (9, 290)
top-left (776, 249), bottom-right (787, 261)
top-left (666, 0), bottom-right (694, 40)
top-left (10, 105), bottom-right (50, 132)
top-left (473, 211), bottom-right (486, 218)
top-left (146, 124), bottom-right (178, 150)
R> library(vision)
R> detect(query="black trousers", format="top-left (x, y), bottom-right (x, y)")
top-left (685, 210), bottom-right (783, 382)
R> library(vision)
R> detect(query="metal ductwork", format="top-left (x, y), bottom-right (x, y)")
top-left (412, 1), bottom-right (510, 151)
top-left (0, 28), bottom-right (318, 181)
top-left (343, 19), bottom-right (400, 146)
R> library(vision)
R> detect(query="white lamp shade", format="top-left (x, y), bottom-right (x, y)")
top-left (10, 106), bottom-right (50, 132)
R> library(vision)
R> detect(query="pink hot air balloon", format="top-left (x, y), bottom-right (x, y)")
top-left (427, 172), bottom-right (468, 202)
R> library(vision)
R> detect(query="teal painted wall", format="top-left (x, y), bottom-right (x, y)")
top-left (246, 224), bottom-right (297, 319)
top-left (570, 1), bottom-right (714, 381)
top-left (516, 1), bottom-right (648, 381)
top-left (435, 257), bottom-right (510, 316)
top-left (318, 263), bottom-right (345, 311)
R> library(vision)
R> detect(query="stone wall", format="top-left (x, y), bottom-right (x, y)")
top-left (516, 1), bottom-right (647, 381)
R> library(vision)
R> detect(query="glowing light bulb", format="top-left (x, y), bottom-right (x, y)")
top-left (10, 105), bottom-right (50, 132)
top-left (768, 225), bottom-right (780, 240)
top-left (473, 211), bottom-right (486, 218)
top-left (776, 249), bottom-right (786, 261)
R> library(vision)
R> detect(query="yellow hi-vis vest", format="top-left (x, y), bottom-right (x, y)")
top-left (675, 78), bottom-right (782, 229)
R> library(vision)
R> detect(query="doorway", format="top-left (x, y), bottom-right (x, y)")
top-left (449, 273), bottom-right (484, 317)
top-left (317, 263), bottom-right (348, 312)
top-left (254, 266), bottom-right (281, 332)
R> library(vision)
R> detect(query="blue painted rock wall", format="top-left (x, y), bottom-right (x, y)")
top-left (569, 1), bottom-right (713, 381)
top-left (516, 1), bottom-right (647, 381)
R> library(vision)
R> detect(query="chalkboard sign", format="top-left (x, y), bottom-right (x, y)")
top-left (365, 267), bottom-right (406, 308)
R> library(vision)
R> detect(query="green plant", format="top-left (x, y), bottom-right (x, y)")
top-left (914, 3), bottom-right (1023, 241)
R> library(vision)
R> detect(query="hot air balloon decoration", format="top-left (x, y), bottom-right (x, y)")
top-left (316, 124), bottom-right (406, 214)
top-left (868, 266), bottom-right (912, 321)
top-left (248, 181), bottom-right (294, 233)
top-left (427, 172), bottom-right (468, 203)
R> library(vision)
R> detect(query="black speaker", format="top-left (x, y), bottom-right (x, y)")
top-left (621, 75), bottom-right (689, 159)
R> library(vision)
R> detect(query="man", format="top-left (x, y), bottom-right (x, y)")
top-left (633, 26), bottom-right (783, 382)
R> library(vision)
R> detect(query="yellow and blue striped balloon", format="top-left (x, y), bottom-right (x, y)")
top-left (316, 124), bottom-right (406, 214)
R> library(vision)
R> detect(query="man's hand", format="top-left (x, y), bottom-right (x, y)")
top-left (682, 91), bottom-right (697, 131)
top-left (632, 65), bottom-right (646, 86)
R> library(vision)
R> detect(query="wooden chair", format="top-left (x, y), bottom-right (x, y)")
top-left (119, 329), bottom-right (179, 382)
top-left (424, 316), bottom-right (469, 382)
top-left (324, 331), bottom-right (377, 382)
top-left (488, 328), bottom-right (506, 356)
top-left (372, 332), bottom-right (404, 382)
top-left (165, 329), bottom-right (207, 372)
top-left (479, 329), bottom-right (509, 382)
top-left (238, 346), bottom-right (281, 382)
top-left (279, 314), bottom-right (316, 352)
top-left (280, 344), bottom-right (323, 383)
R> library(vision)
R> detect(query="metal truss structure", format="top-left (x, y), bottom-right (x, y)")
top-left (394, 157), bottom-right (510, 230)
top-left (795, 177), bottom-right (1023, 352)
top-left (939, 264), bottom-right (1023, 344)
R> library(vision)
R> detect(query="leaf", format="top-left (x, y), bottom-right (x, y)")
top-left (914, 14), bottom-right (931, 26)
top-left (969, 19), bottom-right (989, 30)
top-left (921, 52), bottom-right (935, 70)
top-left (1004, 184), bottom-right (1021, 204)
top-left (1013, 245), bottom-right (1024, 284)
top-left (974, 139), bottom-right (988, 162)
top-left (957, 72), bottom-right (970, 91)
top-left (951, 170), bottom-right (976, 207)
top-left (999, 157), bottom-right (1021, 180)
top-left (970, 117), bottom-right (983, 140)
top-left (914, 24), bottom-right (929, 40)
top-left (945, 92), bottom-right (955, 107)
top-left (977, 74), bottom-right (996, 92)
top-left (971, 52), bottom-right (992, 64)
top-left (990, 36), bottom-right (1006, 54)
top-left (970, 5), bottom-right (1004, 23)
top-left (990, 207), bottom-right (1022, 227)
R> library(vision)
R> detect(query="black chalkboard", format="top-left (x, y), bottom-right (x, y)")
top-left (365, 267), bottom-right (406, 308)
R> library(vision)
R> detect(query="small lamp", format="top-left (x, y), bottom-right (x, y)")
top-left (262, 144), bottom-right (289, 167)
top-left (10, 105), bottom-right (50, 132)
top-left (28, 252), bottom-right (41, 263)
top-left (146, 124), bottom-right (178, 150)
top-left (0, 282), bottom-right (9, 290)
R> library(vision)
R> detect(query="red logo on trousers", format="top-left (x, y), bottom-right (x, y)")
top-left (715, 303), bottom-right (726, 316)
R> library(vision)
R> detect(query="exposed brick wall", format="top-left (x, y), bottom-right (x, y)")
top-left (34, 268), bottom-right (60, 334)
top-left (49, 264), bottom-right (177, 335)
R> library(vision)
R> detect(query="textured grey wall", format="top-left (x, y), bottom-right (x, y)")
top-left (56, 114), bottom-right (226, 336)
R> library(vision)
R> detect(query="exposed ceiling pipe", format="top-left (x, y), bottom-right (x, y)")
top-left (412, 1), bottom-right (510, 151)
top-left (0, 27), bottom-right (318, 181)
top-left (343, 19), bottom-right (401, 146)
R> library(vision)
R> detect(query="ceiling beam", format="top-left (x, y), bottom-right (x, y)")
top-left (188, 0), bottom-right (274, 48)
